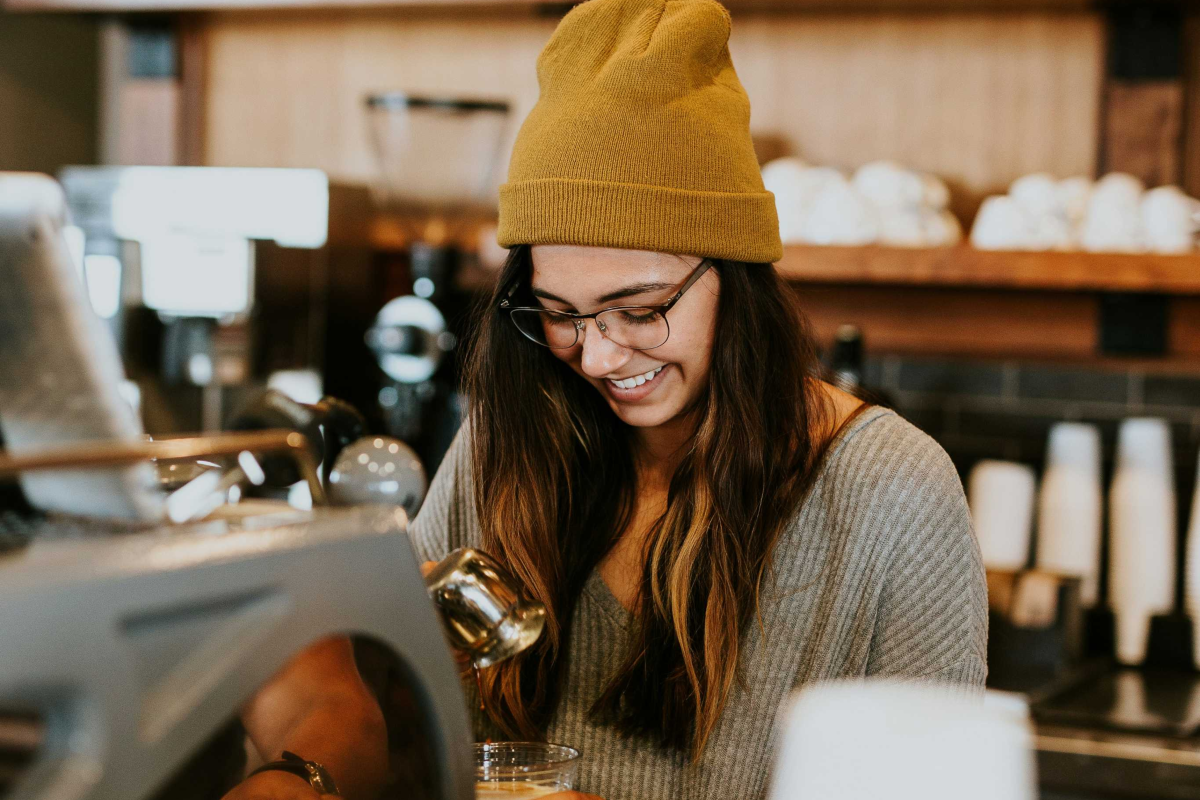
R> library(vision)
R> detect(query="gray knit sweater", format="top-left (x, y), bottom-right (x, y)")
top-left (409, 406), bottom-right (988, 800)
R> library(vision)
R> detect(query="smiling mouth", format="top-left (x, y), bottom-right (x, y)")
top-left (608, 365), bottom-right (665, 390)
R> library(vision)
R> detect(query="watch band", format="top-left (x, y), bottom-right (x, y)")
top-left (248, 751), bottom-right (341, 796)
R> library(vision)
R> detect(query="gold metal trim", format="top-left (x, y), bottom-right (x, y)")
top-left (0, 429), bottom-right (326, 505)
top-left (1036, 734), bottom-right (1200, 767)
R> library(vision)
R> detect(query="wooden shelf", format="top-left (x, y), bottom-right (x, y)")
top-left (776, 244), bottom-right (1200, 295)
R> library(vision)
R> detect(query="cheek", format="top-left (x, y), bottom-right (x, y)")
top-left (667, 307), bottom-right (718, 381)
top-left (550, 344), bottom-right (585, 372)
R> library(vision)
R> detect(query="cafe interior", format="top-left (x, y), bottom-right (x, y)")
top-left (2, 0), bottom-right (1200, 798)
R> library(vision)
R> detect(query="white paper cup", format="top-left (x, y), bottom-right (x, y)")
top-left (1035, 423), bottom-right (1104, 605)
top-left (969, 460), bottom-right (1037, 572)
top-left (1109, 418), bottom-right (1177, 665)
top-left (1184, 449), bottom-right (1200, 669)
top-left (769, 682), bottom-right (1036, 800)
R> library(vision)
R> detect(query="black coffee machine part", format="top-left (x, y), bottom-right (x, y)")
top-left (830, 324), bottom-right (864, 392)
top-left (229, 390), bottom-right (368, 486)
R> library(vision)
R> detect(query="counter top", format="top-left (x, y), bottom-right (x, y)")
top-left (1036, 724), bottom-right (1200, 799)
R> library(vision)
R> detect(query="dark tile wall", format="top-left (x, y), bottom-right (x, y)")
top-left (856, 355), bottom-right (1200, 609)
top-left (860, 355), bottom-right (1200, 475)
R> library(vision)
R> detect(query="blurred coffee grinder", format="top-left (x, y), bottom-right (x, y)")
top-left (60, 167), bottom-right (329, 432)
top-left (364, 94), bottom-right (510, 472)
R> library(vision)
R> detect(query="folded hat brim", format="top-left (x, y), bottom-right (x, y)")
top-left (497, 178), bottom-right (783, 264)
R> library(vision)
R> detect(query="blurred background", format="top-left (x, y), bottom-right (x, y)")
top-left (3, 0), bottom-right (1200, 797)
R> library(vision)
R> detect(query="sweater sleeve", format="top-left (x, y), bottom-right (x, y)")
top-left (864, 431), bottom-right (988, 690)
top-left (407, 424), bottom-right (480, 564)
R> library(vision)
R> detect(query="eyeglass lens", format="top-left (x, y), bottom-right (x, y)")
top-left (511, 308), bottom-right (670, 350)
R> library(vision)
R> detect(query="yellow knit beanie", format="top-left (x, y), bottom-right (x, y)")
top-left (497, 0), bottom-right (782, 264)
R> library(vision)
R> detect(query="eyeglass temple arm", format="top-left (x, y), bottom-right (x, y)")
top-left (662, 260), bottom-right (712, 311)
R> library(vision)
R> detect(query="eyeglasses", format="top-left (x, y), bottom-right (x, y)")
top-left (500, 259), bottom-right (712, 350)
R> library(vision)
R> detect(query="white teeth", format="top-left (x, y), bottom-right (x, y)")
top-left (609, 365), bottom-right (665, 391)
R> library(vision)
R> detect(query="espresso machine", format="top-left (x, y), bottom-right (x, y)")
top-left (0, 172), bottom-right (479, 800)
top-left (59, 166), bottom-right (330, 433)
top-left (363, 94), bottom-right (510, 472)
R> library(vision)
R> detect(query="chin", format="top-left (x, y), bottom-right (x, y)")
top-left (606, 397), bottom-right (684, 428)
top-left (609, 402), bottom-right (676, 429)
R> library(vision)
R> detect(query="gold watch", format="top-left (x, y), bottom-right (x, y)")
top-left (248, 750), bottom-right (341, 796)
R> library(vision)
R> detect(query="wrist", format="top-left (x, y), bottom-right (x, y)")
top-left (249, 751), bottom-right (340, 797)
top-left (238, 768), bottom-right (320, 798)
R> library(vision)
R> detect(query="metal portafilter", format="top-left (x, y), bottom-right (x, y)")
top-left (229, 389), bottom-right (368, 485)
top-left (424, 548), bottom-right (547, 668)
top-left (157, 391), bottom-right (369, 522)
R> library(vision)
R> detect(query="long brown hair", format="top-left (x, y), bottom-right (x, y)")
top-left (464, 244), bottom-right (832, 757)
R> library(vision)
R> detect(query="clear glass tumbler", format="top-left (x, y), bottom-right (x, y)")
top-left (474, 742), bottom-right (581, 798)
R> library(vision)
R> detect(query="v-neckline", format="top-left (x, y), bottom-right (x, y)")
top-left (584, 569), bottom-right (633, 630)
top-left (582, 405), bottom-right (893, 629)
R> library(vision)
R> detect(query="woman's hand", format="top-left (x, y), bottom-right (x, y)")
top-left (220, 769), bottom-right (330, 800)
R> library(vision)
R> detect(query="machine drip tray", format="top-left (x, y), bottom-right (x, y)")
top-left (1034, 667), bottom-right (1200, 739)
top-left (1032, 666), bottom-right (1200, 799)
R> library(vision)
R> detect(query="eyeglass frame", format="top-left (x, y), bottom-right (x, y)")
top-left (499, 258), bottom-right (713, 350)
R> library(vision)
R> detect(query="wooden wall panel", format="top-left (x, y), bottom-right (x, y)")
top-left (0, 14), bottom-right (98, 174)
top-left (795, 284), bottom-right (1098, 360)
top-left (202, 9), bottom-right (554, 186)
top-left (1181, 12), bottom-right (1200, 199)
top-left (796, 285), bottom-right (1200, 366)
top-left (732, 12), bottom-right (1104, 215)
top-left (199, 8), bottom-right (1104, 212)
top-left (1101, 81), bottom-right (1184, 188)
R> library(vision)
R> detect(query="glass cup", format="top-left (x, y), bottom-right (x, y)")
top-left (474, 742), bottom-right (581, 799)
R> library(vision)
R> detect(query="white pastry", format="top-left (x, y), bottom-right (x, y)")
top-left (1010, 173), bottom-right (1063, 220)
top-left (920, 173), bottom-right (951, 211)
top-left (971, 196), bottom-right (1039, 251)
top-left (799, 178), bottom-right (879, 246)
top-left (1141, 185), bottom-right (1196, 254)
top-left (922, 209), bottom-right (963, 247)
top-left (1081, 174), bottom-right (1146, 253)
top-left (852, 160), bottom-right (924, 209)
top-left (1056, 176), bottom-right (1093, 228)
top-left (762, 157), bottom-right (813, 245)
top-left (878, 208), bottom-right (927, 247)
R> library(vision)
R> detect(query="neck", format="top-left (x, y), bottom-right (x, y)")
top-left (632, 411), bottom-right (696, 489)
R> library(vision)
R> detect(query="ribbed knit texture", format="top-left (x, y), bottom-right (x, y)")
top-left (496, 0), bottom-right (783, 264)
top-left (410, 407), bottom-right (988, 800)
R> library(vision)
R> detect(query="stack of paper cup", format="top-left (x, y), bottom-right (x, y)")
top-left (1035, 423), bottom-right (1104, 605)
top-left (1184, 449), bottom-right (1200, 669)
top-left (1109, 418), bottom-right (1177, 666)
top-left (968, 460), bottom-right (1037, 571)
top-left (769, 681), bottom-right (1036, 800)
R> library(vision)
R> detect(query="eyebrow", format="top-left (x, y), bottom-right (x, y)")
top-left (531, 281), bottom-right (675, 307)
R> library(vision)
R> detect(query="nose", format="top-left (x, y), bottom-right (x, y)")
top-left (577, 318), bottom-right (630, 379)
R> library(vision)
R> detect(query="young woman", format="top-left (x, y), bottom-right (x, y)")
top-left (411, 0), bottom-right (987, 798)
